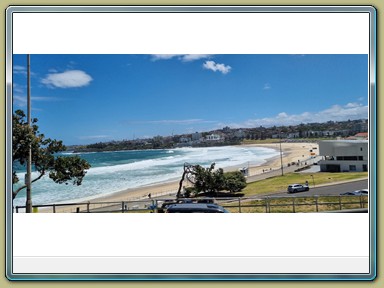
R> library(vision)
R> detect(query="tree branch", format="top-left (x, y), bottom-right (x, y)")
top-left (13, 185), bottom-right (27, 199)
top-left (31, 172), bottom-right (45, 184)
top-left (12, 171), bottom-right (45, 200)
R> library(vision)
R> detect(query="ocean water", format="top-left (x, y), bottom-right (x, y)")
top-left (12, 146), bottom-right (279, 206)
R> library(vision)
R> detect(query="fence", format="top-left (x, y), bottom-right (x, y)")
top-left (14, 194), bottom-right (368, 213)
top-left (217, 195), bottom-right (368, 213)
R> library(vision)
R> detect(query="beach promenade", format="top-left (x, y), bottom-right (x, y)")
top-left (246, 155), bottom-right (321, 183)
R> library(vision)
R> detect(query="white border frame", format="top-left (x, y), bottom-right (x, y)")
top-left (6, 6), bottom-right (376, 281)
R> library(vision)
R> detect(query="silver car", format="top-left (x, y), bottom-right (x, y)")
top-left (287, 184), bottom-right (309, 193)
top-left (340, 189), bottom-right (368, 196)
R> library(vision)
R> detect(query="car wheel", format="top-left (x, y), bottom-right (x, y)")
top-left (293, 189), bottom-right (297, 193)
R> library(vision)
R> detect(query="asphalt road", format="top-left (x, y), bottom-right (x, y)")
top-left (271, 179), bottom-right (369, 197)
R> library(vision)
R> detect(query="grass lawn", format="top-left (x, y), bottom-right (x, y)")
top-left (242, 172), bottom-right (368, 197)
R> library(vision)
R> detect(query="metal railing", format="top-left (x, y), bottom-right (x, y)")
top-left (14, 194), bottom-right (368, 213)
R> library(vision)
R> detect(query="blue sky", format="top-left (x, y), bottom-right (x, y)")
top-left (12, 54), bottom-right (368, 145)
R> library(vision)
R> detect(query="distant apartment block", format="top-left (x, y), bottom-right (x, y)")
top-left (318, 140), bottom-right (368, 172)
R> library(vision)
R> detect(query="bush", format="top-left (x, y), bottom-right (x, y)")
top-left (223, 171), bottom-right (247, 192)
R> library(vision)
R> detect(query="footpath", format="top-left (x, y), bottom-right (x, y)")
top-left (246, 156), bottom-right (322, 183)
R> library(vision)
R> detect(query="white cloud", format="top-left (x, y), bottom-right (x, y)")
top-left (41, 70), bottom-right (92, 88)
top-left (151, 54), bottom-right (212, 62)
top-left (13, 83), bottom-right (24, 94)
top-left (203, 60), bottom-right (231, 74)
top-left (78, 135), bottom-right (110, 140)
top-left (13, 95), bottom-right (62, 107)
top-left (13, 95), bottom-right (27, 107)
top-left (181, 54), bottom-right (212, 62)
top-left (151, 54), bottom-right (180, 61)
top-left (13, 65), bottom-right (36, 76)
top-left (231, 102), bottom-right (368, 128)
top-left (13, 65), bottom-right (27, 74)
top-left (345, 102), bottom-right (360, 108)
top-left (14, 65), bottom-right (26, 70)
top-left (263, 83), bottom-right (271, 90)
top-left (32, 96), bottom-right (61, 102)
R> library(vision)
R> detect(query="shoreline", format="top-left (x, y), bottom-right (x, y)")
top-left (40, 142), bottom-right (318, 212)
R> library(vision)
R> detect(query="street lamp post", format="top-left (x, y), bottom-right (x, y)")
top-left (26, 54), bottom-right (32, 213)
top-left (279, 132), bottom-right (284, 176)
top-left (310, 175), bottom-right (315, 187)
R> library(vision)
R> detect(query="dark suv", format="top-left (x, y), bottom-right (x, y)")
top-left (165, 203), bottom-right (229, 213)
top-left (157, 198), bottom-right (215, 212)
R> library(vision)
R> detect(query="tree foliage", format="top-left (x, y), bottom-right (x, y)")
top-left (223, 171), bottom-right (247, 192)
top-left (12, 110), bottom-right (91, 200)
top-left (193, 163), bottom-right (225, 194)
top-left (190, 163), bottom-right (247, 196)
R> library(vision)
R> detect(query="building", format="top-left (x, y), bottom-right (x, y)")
top-left (346, 132), bottom-right (368, 140)
top-left (318, 140), bottom-right (368, 172)
top-left (179, 136), bottom-right (191, 144)
top-left (191, 132), bottom-right (202, 142)
top-left (206, 133), bottom-right (222, 141)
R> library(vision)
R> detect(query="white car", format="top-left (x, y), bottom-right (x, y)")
top-left (287, 184), bottom-right (309, 193)
top-left (340, 189), bottom-right (368, 196)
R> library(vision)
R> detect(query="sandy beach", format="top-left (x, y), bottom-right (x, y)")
top-left (46, 142), bottom-right (318, 213)
top-left (245, 142), bottom-right (319, 176)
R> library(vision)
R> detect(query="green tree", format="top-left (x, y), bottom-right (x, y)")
top-left (223, 171), bottom-right (247, 192)
top-left (12, 110), bottom-right (91, 201)
top-left (192, 163), bottom-right (246, 196)
top-left (193, 163), bottom-right (221, 194)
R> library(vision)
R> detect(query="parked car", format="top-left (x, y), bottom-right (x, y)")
top-left (165, 203), bottom-right (229, 213)
top-left (339, 192), bottom-right (357, 196)
top-left (287, 184), bottom-right (309, 193)
top-left (340, 189), bottom-right (368, 196)
top-left (354, 189), bottom-right (368, 195)
top-left (158, 198), bottom-right (216, 212)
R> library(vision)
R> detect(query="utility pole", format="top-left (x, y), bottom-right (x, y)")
top-left (26, 54), bottom-right (32, 213)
